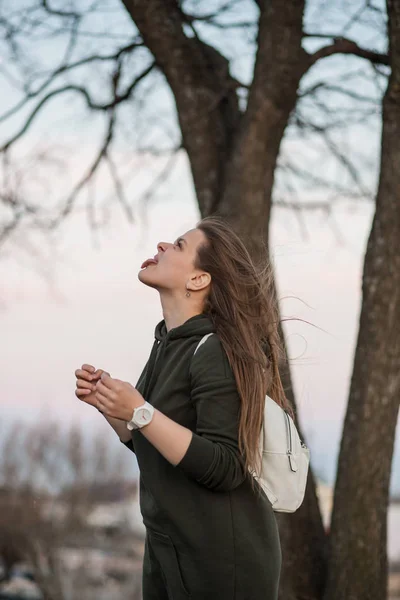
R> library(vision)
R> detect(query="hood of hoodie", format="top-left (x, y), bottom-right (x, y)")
top-left (143, 314), bottom-right (270, 402)
top-left (142, 313), bottom-right (216, 401)
top-left (154, 313), bottom-right (216, 343)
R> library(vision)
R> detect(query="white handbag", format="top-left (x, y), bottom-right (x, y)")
top-left (194, 334), bottom-right (310, 513)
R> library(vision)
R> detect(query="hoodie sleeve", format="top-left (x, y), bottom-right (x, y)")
top-left (120, 360), bottom-right (150, 456)
top-left (176, 335), bottom-right (247, 492)
top-left (120, 437), bottom-right (135, 454)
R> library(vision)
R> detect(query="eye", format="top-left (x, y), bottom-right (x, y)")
top-left (175, 239), bottom-right (182, 248)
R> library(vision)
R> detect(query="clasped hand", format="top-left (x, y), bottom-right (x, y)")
top-left (75, 364), bottom-right (145, 421)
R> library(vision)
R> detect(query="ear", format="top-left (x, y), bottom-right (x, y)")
top-left (187, 271), bottom-right (211, 292)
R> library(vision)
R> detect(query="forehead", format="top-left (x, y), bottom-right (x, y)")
top-left (179, 228), bottom-right (206, 248)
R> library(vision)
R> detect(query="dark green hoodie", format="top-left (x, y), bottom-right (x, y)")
top-left (122, 313), bottom-right (281, 600)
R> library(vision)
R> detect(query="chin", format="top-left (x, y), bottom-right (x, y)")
top-left (138, 267), bottom-right (159, 288)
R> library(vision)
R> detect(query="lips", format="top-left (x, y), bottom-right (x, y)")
top-left (141, 258), bottom-right (158, 269)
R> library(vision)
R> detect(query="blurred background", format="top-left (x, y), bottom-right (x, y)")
top-left (0, 0), bottom-right (399, 599)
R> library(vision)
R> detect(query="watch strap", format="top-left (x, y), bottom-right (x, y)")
top-left (127, 401), bottom-right (154, 430)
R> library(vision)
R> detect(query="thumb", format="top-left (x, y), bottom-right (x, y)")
top-left (93, 369), bottom-right (110, 379)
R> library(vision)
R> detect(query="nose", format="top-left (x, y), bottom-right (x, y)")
top-left (157, 241), bottom-right (171, 253)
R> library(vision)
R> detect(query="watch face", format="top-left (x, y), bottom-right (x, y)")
top-left (135, 406), bottom-right (152, 425)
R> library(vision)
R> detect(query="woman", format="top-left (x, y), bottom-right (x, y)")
top-left (75, 216), bottom-right (292, 600)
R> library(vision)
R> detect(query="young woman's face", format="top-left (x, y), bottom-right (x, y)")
top-left (138, 228), bottom-right (208, 293)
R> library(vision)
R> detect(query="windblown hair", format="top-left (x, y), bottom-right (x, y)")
top-left (195, 216), bottom-right (294, 484)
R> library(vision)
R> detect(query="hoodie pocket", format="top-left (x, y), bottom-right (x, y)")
top-left (147, 527), bottom-right (191, 598)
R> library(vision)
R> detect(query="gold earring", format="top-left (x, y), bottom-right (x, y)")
top-left (186, 286), bottom-right (191, 297)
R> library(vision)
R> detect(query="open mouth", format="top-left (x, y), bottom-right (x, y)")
top-left (140, 258), bottom-right (158, 269)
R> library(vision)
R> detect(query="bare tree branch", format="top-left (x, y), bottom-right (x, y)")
top-left (105, 152), bottom-right (135, 223)
top-left (50, 109), bottom-right (116, 227)
top-left (294, 114), bottom-right (374, 200)
top-left (41, 0), bottom-right (85, 19)
top-left (0, 40), bottom-right (142, 123)
top-left (298, 81), bottom-right (381, 105)
top-left (0, 211), bottom-right (22, 247)
top-left (342, 2), bottom-right (370, 36)
top-left (121, 0), bottom-right (241, 216)
top-left (182, 0), bottom-right (257, 30)
top-left (308, 37), bottom-right (389, 67)
top-left (0, 62), bottom-right (155, 152)
top-left (0, 0), bottom-right (388, 248)
top-left (139, 148), bottom-right (181, 207)
top-left (218, 0), bottom-right (308, 236)
top-left (182, 0), bottom-right (243, 23)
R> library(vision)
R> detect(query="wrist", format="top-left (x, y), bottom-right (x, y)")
top-left (126, 400), bottom-right (154, 431)
top-left (126, 395), bottom-right (145, 420)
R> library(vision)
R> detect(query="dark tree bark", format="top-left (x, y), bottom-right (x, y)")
top-left (218, 0), bottom-right (308, 251)
top-left (323, 2), bottom-right (400, 599)
top-left (121, 0), bottom-right (241, 218)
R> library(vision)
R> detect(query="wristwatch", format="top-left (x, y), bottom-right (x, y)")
top-left (126, 401), bottom-right (155, 431)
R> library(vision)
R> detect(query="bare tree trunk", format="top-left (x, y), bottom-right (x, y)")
top-left (219, 1), bottom-right (306, 250)
top-left (121, 0), bottom-right (240, 217)
top-left (323, 3), bottom-right (400, 599)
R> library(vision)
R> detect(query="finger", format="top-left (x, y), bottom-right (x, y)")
top-left (93, 369), bottom-right (110, 381)
top-left (75, 388), bottom-right (92, 398)
top-left (76, 379), bottom-right (96, 391)
top-left (75, 368), bottom-right (95, 382)
top-left (77, 391), bottom-right (98, 408)
top-left (99, 372), bottom-right (115, 389)
top-left (96, 380), bottom-right (116, 399)
top-left (82, 364), bottom-right (96, 374)
top-left (93, 369), bottom-right (110, 377)
top-left (95, 391), bottom-right (110, 406)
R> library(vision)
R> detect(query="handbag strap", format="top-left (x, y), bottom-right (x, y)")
top-left (193, 332), bottom-right (214, 356)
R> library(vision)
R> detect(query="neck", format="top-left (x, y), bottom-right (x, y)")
top-left (159, 292), bottom-right (203, 331)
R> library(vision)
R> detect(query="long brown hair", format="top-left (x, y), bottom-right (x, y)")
top-left (195, 216), bottom-right (294, 482)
